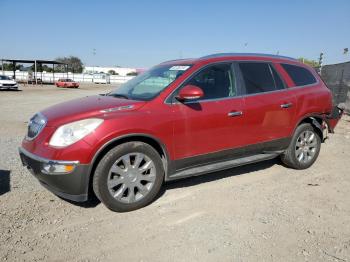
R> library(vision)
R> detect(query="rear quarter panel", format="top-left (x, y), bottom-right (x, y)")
top-left (278, 63), bottom-right (333, 131)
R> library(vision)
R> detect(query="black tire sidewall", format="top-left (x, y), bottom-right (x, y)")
top-left (93, 142), bottom-right (164, 212)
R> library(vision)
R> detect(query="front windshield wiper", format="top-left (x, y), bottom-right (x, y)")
top-left (109, 93), bottom-right (129, 100)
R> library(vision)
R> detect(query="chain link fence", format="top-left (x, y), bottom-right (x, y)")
top-left (321, 62), bottom-right (350, 114)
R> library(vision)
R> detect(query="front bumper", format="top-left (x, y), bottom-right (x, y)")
top-left (19, 147), bottom-right (90, 202)
top-left (0, 85), bottom-right (18, 90)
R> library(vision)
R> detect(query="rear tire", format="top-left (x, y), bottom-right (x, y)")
top-left (93, 142), bottom-right (164, 212)
top-left (281, 123), bottom-right (321, 169)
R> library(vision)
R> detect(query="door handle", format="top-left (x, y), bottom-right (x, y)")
top-left (228, 111), bottom-right (243, 117)
top-left (280, 103), bottom-right (293, 109)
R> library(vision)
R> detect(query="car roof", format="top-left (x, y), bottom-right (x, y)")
top-left (160, 53), bottom-right (299, 66)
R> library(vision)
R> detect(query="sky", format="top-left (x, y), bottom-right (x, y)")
top-left (0, 0), bottom-right (349, 68)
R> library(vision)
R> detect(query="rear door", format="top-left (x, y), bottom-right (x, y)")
top-left (171, 62), bottom-right (246, 169)
top-left (237, 62), bottom-right (297, 153)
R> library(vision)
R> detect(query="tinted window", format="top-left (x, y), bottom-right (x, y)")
top-left (186, 63), bottom-right (236, 100)
top-left (239, 62), bottom-right (283, 94)
top-left (281, 63), bottom-right (317, 86)
top-left (0, 75), bottom-right (11, 80)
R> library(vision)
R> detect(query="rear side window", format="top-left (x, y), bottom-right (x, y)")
top-left (239, 62), bottom-right (284, 94)
top-left (281, 63), bottom-right (317, 86)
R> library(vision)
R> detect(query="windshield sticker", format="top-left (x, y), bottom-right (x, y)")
top-left (169, 65), bottom-right (190, 71)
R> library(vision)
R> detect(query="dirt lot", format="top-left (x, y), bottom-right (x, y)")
top-left (1, 84), bottom-right (350, 262)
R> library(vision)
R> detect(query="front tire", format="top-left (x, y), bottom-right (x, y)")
top-left (281, 123), bottom-right (321, 169)
top-left (93, 142), bottom-right (164, 212)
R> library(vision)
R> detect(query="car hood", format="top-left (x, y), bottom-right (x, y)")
top-left (41, 95), bottom-right (147, 127)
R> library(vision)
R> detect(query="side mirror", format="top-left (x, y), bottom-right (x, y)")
top-left (176, 85), bottom-right (204, 102)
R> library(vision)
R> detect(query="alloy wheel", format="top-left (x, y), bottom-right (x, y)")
top-left (295, 130), bottom-right (318, 164)
top-left (107, 153), bottom-right (156, 203)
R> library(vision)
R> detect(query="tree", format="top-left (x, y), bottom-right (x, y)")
top-left (298, 57), bottom-right (320, 67)
top-left (0, 63), bottom-right (23, 71)
top-left (127, 71), bottom-right (138, 76)
top-left (108, 70), bottom-right (118, 75)
top-left (41, 65), bottom-right (53, 72)
top-left (55, 56), bottom-right (84, 73)
top-left (29, 64), bottom-right (54, 72)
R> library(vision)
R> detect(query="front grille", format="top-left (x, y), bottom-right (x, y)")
top-left (26, 113), bottom-right (47, 140)
top-left (3, 83), bottom-right (16, 87)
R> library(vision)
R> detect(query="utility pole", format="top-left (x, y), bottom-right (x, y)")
top-left (318, 52), bottom-right (324, 75)
top-left (92, 48), bottom-right (96, 83)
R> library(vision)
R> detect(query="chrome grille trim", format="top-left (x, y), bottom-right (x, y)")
top-left (26, 113), bottom-right (47, 141)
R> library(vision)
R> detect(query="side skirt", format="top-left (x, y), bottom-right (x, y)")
top-left (167, 152), bottom-right (280, 181)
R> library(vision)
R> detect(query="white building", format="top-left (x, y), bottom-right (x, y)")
top-left (84, 66), bottom-right (136, 76)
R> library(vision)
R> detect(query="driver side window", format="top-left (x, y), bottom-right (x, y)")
top-left (186, 63), bottom-right (236, 100)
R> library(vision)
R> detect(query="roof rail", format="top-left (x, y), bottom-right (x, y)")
top-left (199, 53), bottom-right (297, 61)
top-left (160, 58), bottom-right (194, 64)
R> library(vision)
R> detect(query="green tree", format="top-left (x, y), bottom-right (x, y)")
top-left (42, 65), bottom-right (53, 72)
top-left (55, 56), bottom-right (84, 73)
top-left (0, 63), bottom-right (23, 71)
top-left (127, 71), bottom-right (138, 76)
top-left (298, 57), bottom-right (320, 67)
top-left (30, 64), bottom-right (54, 72)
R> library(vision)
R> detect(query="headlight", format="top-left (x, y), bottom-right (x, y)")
top-left (49, 118), bottom-right (104, 147)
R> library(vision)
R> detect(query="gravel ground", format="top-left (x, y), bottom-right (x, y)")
top-left (0, 84), bottom-right (350, 262)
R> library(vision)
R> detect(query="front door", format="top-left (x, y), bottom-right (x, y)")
top-left (171, 63), bottom-right (246, 169)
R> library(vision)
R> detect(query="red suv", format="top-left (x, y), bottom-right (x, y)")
top-left (19, 53), bottom-right (342, 212)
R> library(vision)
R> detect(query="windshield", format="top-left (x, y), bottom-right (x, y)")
top-left (108, 64), bottom-right (192, 101)
top-left (0, 75), bottom-right (11, 80)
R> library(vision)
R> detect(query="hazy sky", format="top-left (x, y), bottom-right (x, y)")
top-left (1, 0), bottom-right (349, 68)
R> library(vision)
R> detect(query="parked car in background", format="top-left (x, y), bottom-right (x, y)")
top-left (55, 79), bottom-right (79, 88)
top-left (93, 73), bottom-right (110, 84)
top-left (0, 75), bottom-right (18, 90)
top-left (19, 53), bottom-right (343, 212)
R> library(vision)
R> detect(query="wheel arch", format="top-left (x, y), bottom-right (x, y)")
top-left (294, 115), bottom-right (325, 141)
top-left (87, 134), bottom-right (170, 196)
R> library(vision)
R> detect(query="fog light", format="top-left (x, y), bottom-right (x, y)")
top-left (42, 163), bottom-right (76, 174)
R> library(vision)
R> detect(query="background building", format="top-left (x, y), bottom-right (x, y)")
top-left (84, 66), bottom-right (137, 76)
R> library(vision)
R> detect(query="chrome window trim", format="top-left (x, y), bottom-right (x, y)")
top-left (164, 59), bottom-right (320, 105)
top-left (164, 60), bottom-right (281, 104)
top-left (285, 81), bottom-right (319, 89)
top-left (182, 80), bottom-right (320, 103)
